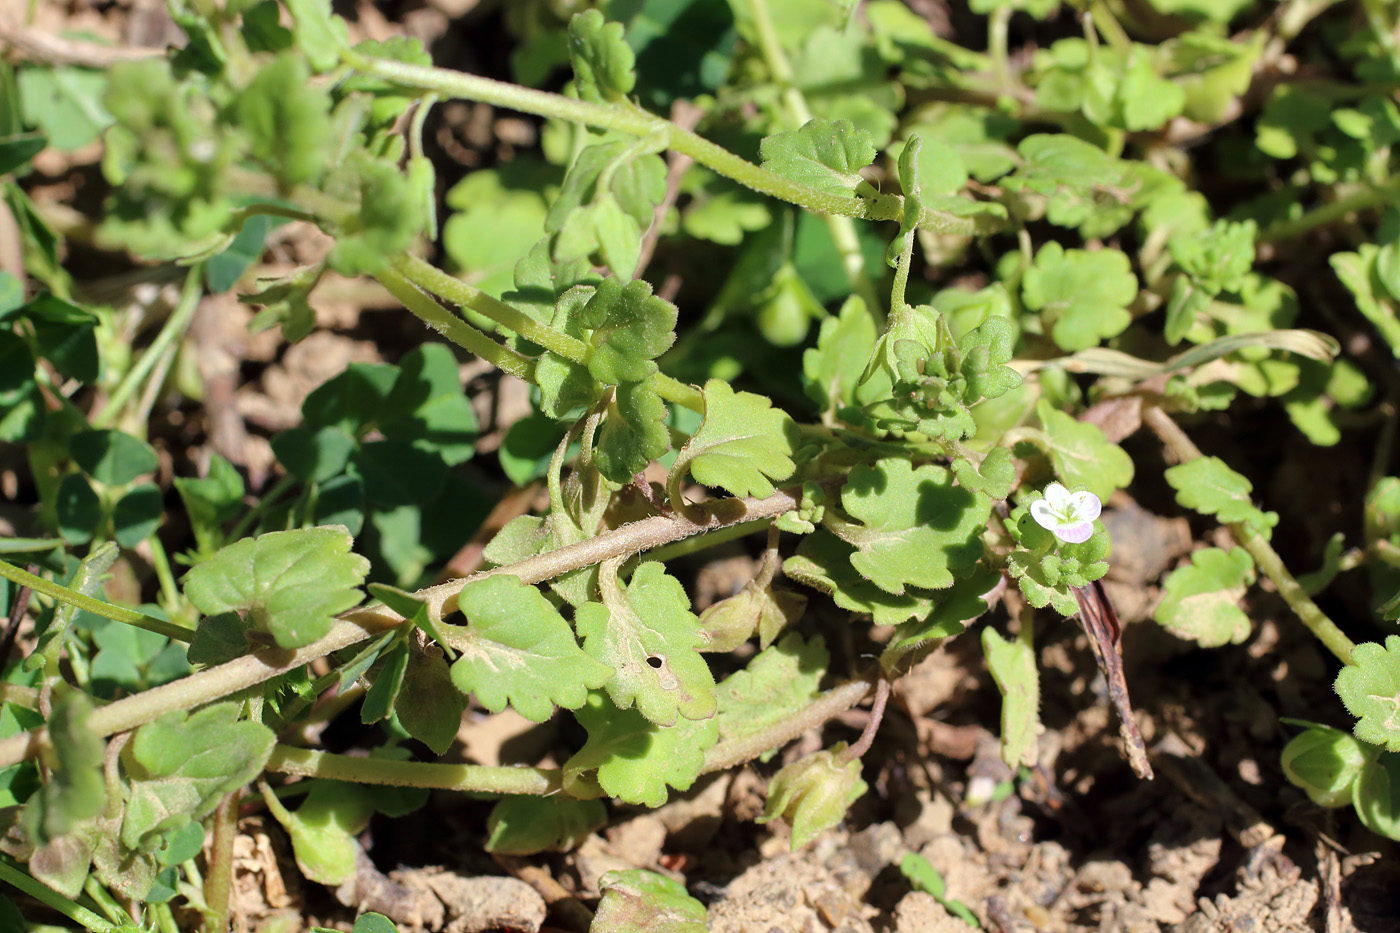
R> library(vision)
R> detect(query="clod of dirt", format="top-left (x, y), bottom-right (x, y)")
top-left (1171, 864), bottom-right (1319, 932)
top-left (708, 849), bottom-right (877, 933)
top-left (892, 892), bottom-right (975, 933)
top-left (420, 869), bottom-right (547, 933)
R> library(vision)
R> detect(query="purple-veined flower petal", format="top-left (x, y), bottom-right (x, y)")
top-left (1054, 521), bottom-right (1094, 544)
top-left (1067, 489), bottom-right (1101, 522)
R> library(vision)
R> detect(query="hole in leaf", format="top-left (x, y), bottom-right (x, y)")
top-left (646, 655), bottom-right (664, 669)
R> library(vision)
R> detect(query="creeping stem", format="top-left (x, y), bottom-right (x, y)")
top-left (1143, 406), bottom-right (1357, 665)
top-left (342, 51), bottom-right (904, 226)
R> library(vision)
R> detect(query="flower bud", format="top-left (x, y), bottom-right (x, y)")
top-left (1281, 724), bottom-right (1370, 808)
top-left (758, 744), bottom-right (867, 850)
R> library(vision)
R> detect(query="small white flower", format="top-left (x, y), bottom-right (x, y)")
top-left (1029, 482), bottom-right (1101, 544)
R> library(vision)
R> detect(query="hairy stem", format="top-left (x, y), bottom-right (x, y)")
top-left (202, 792), bottom-right (238, 933)
top-left (0, 487), bottom-right (802, 769)
top-left (375, 265), bottom-right (534, 382)
top-left (1143, 406), bottom-right (1356, 664)
top-left (838, 677), bottom-right (890, 763)
top-left (0, 558), bottom-right (193, 643)
top-left (343, 51), bottom-right (903, 225)
top-left (701, 676), bottom-right (875, 775)
top-left (92, 264), bottom-right (203, 431)
top-left (265, 745), bottom-right (560, 794)
top-left (747, 0), bottom-right (880, 313)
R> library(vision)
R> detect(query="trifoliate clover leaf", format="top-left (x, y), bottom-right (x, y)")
top-left (444, 575), bottom-right (613, 723)
top-left (594, 379), bottom-right (671, 484)
top-left (1281, 723), bottom-right (1373, 808)
top-left (1336, 636), bottom-right (1400, 752)
top-left (983, 627), bottom-right (1043, 768)
top-left (783, 530), bottom-right (937, 626)
top-left (182, 526), bottom-right (370, 649)
top-left (759, 118), bottom-right (877, 198)
top-left (758, 743), bottom-right (867, 850)
top-left (1035, 400), bottom-right (1135, 501)
top-left (576, 562), bottom-right (716, 727)
top-left (1154, 547), bottom-right (1255, 647)
top-left (1164, 456), bottom-right (1279, 540)
top-left (485, 796), bottom-right (607, 856)
top-left (562, 690), bottom-right (718, 807)
top-left (568, 10), bottom-right (636, 104)
top-left (882, 568), bottom-right (999, 675)
top-left (671, 380), bottom-right (799, 503)
top-left (593, 869), bottom-right (707, 933)
top-left (121, 703), bottom-right (275, 852)
top-left (378, 343), bottom-right (479, 466)
top-left (715, 634), bottom-right (828, 749)
top-left (1021, 242), bottom-right (1137, 352)
top-left (830, 458), bottom-right (990, 596)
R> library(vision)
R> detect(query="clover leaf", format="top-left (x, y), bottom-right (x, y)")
top-left (182, 526), bottom-right (370, 649)
top-left (562, 691), bottom-right (718, 807)
top-left (830, 458), bottom-right (991, 595)
top-left (759, 118), bottom-right (877, 197)
top-left (1154, 547), bottom-right (1255, 647)
top-left (671, 380), bottom-right (799, 502)
top-left (593, 869), bottom-right (707, 933)
top-left (1021, 242), bottom-right (1137, 352)
top-left (1336, 636), bottom-right (1400, 752)
top-left (576, 562), bottom-right (716, 727)
top-left (445, 575), bottom-right (613, 723)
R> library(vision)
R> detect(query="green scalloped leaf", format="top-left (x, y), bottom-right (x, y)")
top-left (568, 10), bottom-right (636, 104)
top-left (673, 380), bottom-right (800, 501)
top-left (759, 118), bottom-right (876, 197)
top-left (562, 691), bottom-right (718, 807)
top-left (982, 627), bottom-right (1042, 768)
top-left (1154, 547), bottom-right (1255, 647)
top-left (446, 575), bottom-right (613, 723)
top-left (1337, 636), bottom-right (1400, 753)
top-left (1164, 456), bottom-right (1279, 540)
top-left (182, 526), bottom-right (370, 649)
top-left (577, 562), bottom-right (716, 727)
top-left (1035, 400), bottom-right (1134, 501)
top-left (830, 458), bottom-right (991, 595)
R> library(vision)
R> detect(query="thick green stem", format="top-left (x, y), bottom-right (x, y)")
top-left (375, 264), bottom-right (534, 382)
top-left (266, 745), bottom-right (559, 794)
top-left (0, 558), bottom-right (193, 643)
top-left (93, 264), bottom-right (203, 431)
top-left (1143, 407), bottom-right (1357, 664)
top-left (343, 51), bottom-right (902, 226)
top-left (392, 253), bottom-right (589, 363)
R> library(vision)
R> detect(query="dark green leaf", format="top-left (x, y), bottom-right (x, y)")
top-left (55, 473), bottom-right (101, 545)
top-left (70, 429), bottom-right (158, 486)
top-left (112, 483), bottom-right (163, 548)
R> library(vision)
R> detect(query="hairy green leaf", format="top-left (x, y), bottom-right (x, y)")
top-left (982, 627), bottom-right (1042, 768)
top-left (592, 869), bottom-right (707, 933)
top-left (1337, 636), bottom-right (1400, 752)
top-left (673, 380), bottom-right (799, 501)
top-left (759, 119), bottom-right (876, 197)
top-left (182, 526), bottom-right (370, 649)
top-left (1165, 456), bottom-right (1279, 540)
top-left (485, 796), bottom-right (607, 856)
top-left (1154, 547), bottom-right (1255, 647)
top-left (568, 10), bottom-right (636, 104)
